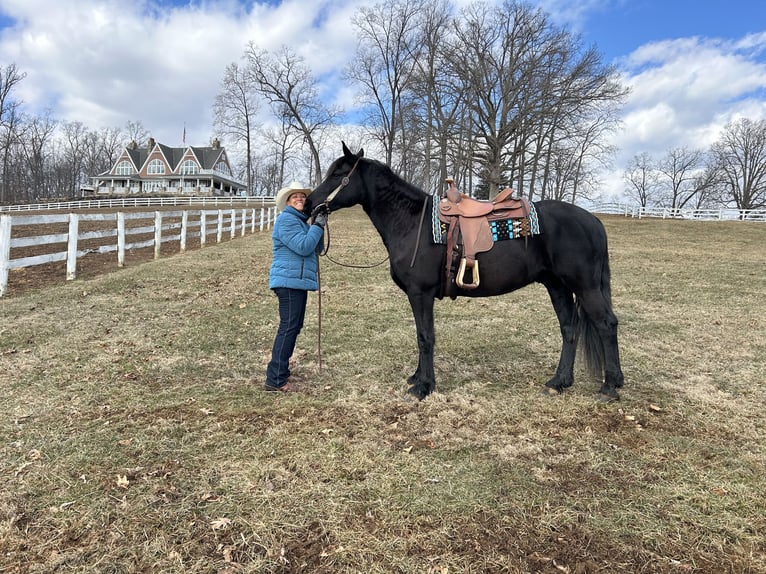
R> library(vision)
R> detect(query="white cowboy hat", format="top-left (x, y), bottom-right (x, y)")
top-left (275, 181), bottom-right (313, 212)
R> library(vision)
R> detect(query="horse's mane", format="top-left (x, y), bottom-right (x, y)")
top-left (364, 158), bottom-right (430, 209)
top-left (323, 153), bottom-right (430, 213)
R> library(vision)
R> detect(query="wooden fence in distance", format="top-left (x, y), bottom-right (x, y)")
top-left (0, 206), bottom-right (277, 297)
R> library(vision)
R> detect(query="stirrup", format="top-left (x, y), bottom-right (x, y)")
top-left (456, 258), bottom-right (480, 289)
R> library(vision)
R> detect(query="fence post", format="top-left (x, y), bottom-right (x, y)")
top-left (117, 212), bottom-right (126, 267)
top-left (217, 210), bottom-right (223, 243)
top-left (0, 215), bottom-right (11, 297)
top-left (259, 208), bottom-right (265, 231)
top-left (66, 213), bottom-right (80, 280)
top-left (251, 208), bottom-right (257, 233)
top-left (181, 211), bottom-right (188, 253)
top-left (154, 211), bottom-right (162, 259)
top-left (230, 209), bottom-right (236, 239)
top-left (200, 211), bottom-right (207, 247)
top-left (241, 209), bottom-right (247, 237)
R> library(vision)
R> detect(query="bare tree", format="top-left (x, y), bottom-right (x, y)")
top-left (257, 120), bottom-right (304, 194)
top-left (124, 120), bottom-right (149, 147)
top-left (0, 64), bottom-right (26, 203)
top-left (656, 146), bottom-right (705, 209)
top-left (443, 1), bottom-right (624, 200)
top-left (709, 118), bottom-right (766, 210)
top-left (532, 45), bottom-right (626, 202)
top-left (347, 0), bottom-right (422, 174)
top-left (406, 0), bottom-right (468, 193)
top-left (623, 152), bottom-right (660, 207)
top-left (99, 126), bottom-right (126, 170)
top-left (80, 127), bottom-right (125, 192)
top-left (447, 0), bottom-right (545, 191)
top-left (22, 111), bottom-right (57, 199)
top-left (58, 121), bottom-right (88, 197)
top-left (245, 44), bottom-right (337, 185)
top-left (213, 62), bottom-right (260, 194)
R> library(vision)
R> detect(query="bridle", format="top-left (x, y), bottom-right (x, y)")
top-left (313, 156), bottom-right (388, 268)
top-left (317, 156), bottom-right (362, 212)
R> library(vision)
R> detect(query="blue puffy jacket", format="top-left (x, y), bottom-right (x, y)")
top-left (268, 206), bottom-right (324, 291)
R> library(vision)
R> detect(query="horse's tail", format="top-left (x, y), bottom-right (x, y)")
top-left (576, 252), bottom-right (612, 381)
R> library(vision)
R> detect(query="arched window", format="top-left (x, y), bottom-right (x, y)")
top-left (214, 161), bottom-right (230, 175)
top-left (180, 160), bottom-right (199, 175)
top-left (115, 161), bottom-right (133, 175)
top-left (147, 159), bottom-right (165, 174)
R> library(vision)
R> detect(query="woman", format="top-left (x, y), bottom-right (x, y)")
top-left (265, 181), bottom-right (327, 392)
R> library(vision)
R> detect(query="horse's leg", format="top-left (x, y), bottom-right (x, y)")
top-left (406, 292), bottom-right (436, 400)
top-left (578, 289), bottom-right (624, 400)
top-left (543, 281), bottom-right (578, 394)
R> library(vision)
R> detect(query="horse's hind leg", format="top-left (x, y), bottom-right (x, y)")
top-left (543, 281), bottom-right (578, 394)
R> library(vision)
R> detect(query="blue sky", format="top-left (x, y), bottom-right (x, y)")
top-left (578, 0), bottom-right (766, 63)
top-left (0, 0), bottom-right (765, 200)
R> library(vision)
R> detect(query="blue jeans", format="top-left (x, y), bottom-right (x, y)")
top-left (266, 288), bottom-right (307, 388)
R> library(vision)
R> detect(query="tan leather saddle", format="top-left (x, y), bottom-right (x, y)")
top-left (438, 179), bottom-right (529, 291)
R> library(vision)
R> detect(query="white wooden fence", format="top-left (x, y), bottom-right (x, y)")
top-left (0, 196), bottom-right (273, 213)
top-left (592, 203), bottom-right (766, 221)
top-left (0, 206), bottom-right (277, 297)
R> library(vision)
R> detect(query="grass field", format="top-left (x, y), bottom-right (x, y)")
top-left (1, 207), bottom-right (764, 573)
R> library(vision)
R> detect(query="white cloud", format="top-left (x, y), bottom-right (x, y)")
top-left (596, 34), bottom-right (766, 198)
top-left (0, 0), bottom-right (365, 144)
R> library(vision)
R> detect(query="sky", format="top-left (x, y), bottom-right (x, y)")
top-left (1, 0), bottom-right (765, 199)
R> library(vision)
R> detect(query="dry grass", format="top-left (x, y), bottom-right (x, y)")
top-left (1, 207), bottom-right (764, 573)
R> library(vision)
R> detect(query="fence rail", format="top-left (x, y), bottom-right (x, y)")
top-left (0, 196), bottom-right (274, 213)
top-left (0, 205), bottom-right (278, 297)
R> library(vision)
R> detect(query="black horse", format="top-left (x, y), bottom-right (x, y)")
top-left (308, 143), bottom-right (624, 401)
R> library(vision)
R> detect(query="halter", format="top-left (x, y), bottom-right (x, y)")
top-left (319, 157), bottom-right (361, 210)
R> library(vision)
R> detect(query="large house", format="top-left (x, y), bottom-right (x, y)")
top-left (91, 137), bottom-right (246, 196)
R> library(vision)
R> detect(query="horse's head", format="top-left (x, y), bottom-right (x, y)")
top-left (306, 142), bottom-right (365, 217)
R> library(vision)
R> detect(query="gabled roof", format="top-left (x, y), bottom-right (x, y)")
top-left (125, 147), bottom-right (149, 171)
top-left (189, 146), bottom-right (225, 170)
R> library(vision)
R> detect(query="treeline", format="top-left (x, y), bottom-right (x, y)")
top-left (623, 118), bottom-right (766, 211)
top-left (0, 62), bottom-right (156, 204)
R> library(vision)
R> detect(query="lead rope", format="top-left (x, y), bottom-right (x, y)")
top-left (317, 252), bottom-right (323, 372)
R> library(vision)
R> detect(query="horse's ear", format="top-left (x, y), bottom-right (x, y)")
top-left (342, 141), bottom-right (364, 160)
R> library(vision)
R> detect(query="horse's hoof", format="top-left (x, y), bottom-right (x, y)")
top-left (542, 386), bottom-right (561, 397)
top-left (596, 392), bottom-right (619, 403)
top-left (406, 385), bottom-right (428, 401)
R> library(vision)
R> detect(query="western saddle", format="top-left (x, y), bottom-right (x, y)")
top-left (438, 179), bottom-right (530, 294)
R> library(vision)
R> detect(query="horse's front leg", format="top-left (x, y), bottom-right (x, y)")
top-left (406, 292), bottom-right (436, 400)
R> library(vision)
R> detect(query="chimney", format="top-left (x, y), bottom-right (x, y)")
top-left (128, 140), bottom-right (137, 150)
top-left (147, 137), bottom-right (155, 149)
top-left (211, 137), bottom-right (220, 149)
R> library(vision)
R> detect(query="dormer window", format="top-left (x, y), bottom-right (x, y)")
top-left (115, 160), bottom-right (133, 175)
top-left (148, 159), bottom-right (165, 174)
top-left (180, 160), bottom-right (199, 175)
top-left (214, 161), bottom-right (229, 175)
